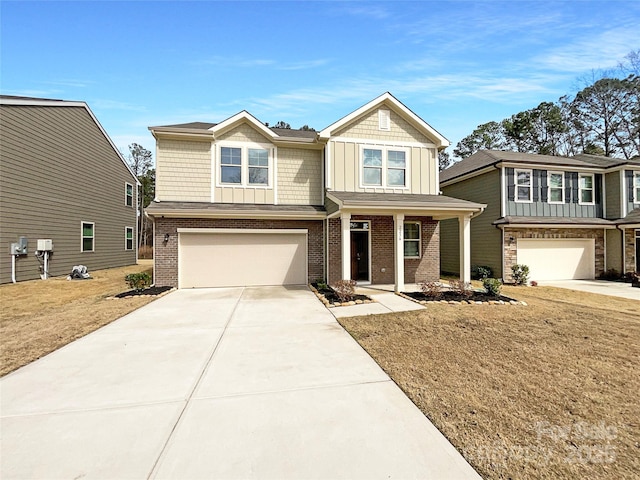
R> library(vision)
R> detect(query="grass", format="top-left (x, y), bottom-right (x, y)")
top-left (0, 261), bottom-right (158, 377)
top-left (338, 285), bottom-right (640, 479)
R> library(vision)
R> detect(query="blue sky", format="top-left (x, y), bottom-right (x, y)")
top-left (2, 1), bottom-right (639, 161)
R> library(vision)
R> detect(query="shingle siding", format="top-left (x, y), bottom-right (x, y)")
top-left (0, 104), bottom-right (137, 284)
top-left (333, 107), bottom-right (431, 144)
top-left (156, 138), bottom-right (211, 201)
top-left (277, 147), bottom-right (323, 205)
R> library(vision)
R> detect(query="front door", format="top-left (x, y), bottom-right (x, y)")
top-left (350, 230), bottom-right (369, 281)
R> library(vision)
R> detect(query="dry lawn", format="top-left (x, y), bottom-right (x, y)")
top-left (339, 285), bottom-right (640, 479)
top-left (1, 261), bottom-right (158, 376)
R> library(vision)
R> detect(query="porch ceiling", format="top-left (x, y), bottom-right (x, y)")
top-left (326, 191), bottom-right (485, 220)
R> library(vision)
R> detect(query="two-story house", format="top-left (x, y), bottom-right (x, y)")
top-left (146, 93), bottom-right (485, 291)
top-left (0, 96), bottom-right (139, 284)
top-left (440, 150), bottom-right (640, 282)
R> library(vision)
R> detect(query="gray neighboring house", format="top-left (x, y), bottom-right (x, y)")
top-left (440, 150), bottom-right (640, 282)
top-left (0, 96), bottom-right (139, 284)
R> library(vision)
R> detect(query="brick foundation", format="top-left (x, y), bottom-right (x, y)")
top-left (153, 217), bottom-right (324, 287)
top-left (503, 227), bottom-right (605, 282)
top-left (327, 215), bottom-right (439, 285)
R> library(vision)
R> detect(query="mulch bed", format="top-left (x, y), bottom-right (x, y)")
top-left (403, 290), bottom-right (518, 303)
top-left (310, 283), bottom-right (372, 306)
top-left (114, 286), bottom-right (173, 298)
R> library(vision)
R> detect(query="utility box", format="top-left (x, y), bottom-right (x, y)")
top-left (37, 239), bottom-right (54, 251)
top-left (11, 237), bottom-right (28, 255)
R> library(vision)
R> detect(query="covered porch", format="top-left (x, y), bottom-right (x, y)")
top-left (325, 192), bottom-right (486, 292)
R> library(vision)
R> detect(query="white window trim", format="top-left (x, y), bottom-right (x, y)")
top-left (578, 173), bottom-right (595, 205)
top-left (403, 221), bottom-right (421, 259)
top-left (514, 168), bottom-right (533, 203)
top-left (359, 145), bottom-right (410, 189)
top-left (125, 182), bottom-right (134, 207)
top-left (215, 142), bottom-right (274, 189)
top-left (378, 109), bottom-right (391, 131)
top-left (634, 172), bottom-right (640, 204)
top-left (125, 226), bottom-right (134, 251)
top-left (81, 221), bottom-right (95, 252)
top-left (547, 171), bottom-right (565, 204)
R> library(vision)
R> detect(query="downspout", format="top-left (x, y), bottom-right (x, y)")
top-left (11, 254), bottom-right (16, 283)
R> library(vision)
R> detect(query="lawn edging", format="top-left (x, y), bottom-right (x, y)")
top-left (309, 284), bottom-right (376, 308)
top-left (397, 291), bottom-right (528, 306)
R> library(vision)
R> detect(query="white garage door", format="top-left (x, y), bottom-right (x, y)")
top-left (516, 238), bottom-right (595, 281)
top-left (178, 229), bottom-right (308, 288)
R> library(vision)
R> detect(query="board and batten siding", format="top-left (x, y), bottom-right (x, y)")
top-left (277, 147), bottom-right (323, 205)
top-left (0, 104), bottom-right (137, 284)
top-left (329, 141), bottom-right (437, 194)
top-left (156, 138), bottom-right (211, 202)
top-left (505, 168), bottom-right (603, 217)
top-left (440, 169), bottom-right (503, 277)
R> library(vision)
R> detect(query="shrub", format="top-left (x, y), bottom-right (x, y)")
top-left (332, 279), bottom-right (357, 303)
top-left (125, 272), bottom-right (152, 291)
top-left (623, 271), bottom-right (639, 283)
top-left (511, 264), bottom-right (530, 286)
top-left (448, 279), bottom-right (473, 298)
top-left (471, 265), bottom-right (493, 280)
top-left (598, 268), bottom-right (621, 281)
top-left (418, 281), bottom-right (442, 299)
top-left (482, 278), bottom-right (502, 297)
top-left (530, 280), bottom-right (538, 287)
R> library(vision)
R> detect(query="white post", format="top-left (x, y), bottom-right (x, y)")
top-left (459, 214), bottom-right (471, 283)
top-left (394, 213), bottom-right (405, 292)
top-left (341, 213), bottom-right (351, 280)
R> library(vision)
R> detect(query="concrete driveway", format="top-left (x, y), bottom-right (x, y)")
top-left (538, 279), bottom-right (640, 300)
top-left (1, 286), bottom-right (480, 479)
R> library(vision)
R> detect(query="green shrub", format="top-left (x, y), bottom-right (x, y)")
top-left (482, 278), bottom-right (502, 297)
top-left (471, 265), bottom-right (493, 280)
top-left (332, 279), bottom-right (357, 303)
top-left (125, 272), bottom-right (152, 291)
top-left (511, 264), bottom-right (530, 286)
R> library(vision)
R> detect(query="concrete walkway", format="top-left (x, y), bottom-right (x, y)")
top-left (538, 279), bottom-right (640, 301)
top-left (1, 286), bottom-right (480, 479)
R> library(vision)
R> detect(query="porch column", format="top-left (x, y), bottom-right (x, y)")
top-left (459, 214), bottom-right (471, 283)
top-left (394, 213), bottom-right (405, 292)
top-left (341, 213), bottom-right (351, 280)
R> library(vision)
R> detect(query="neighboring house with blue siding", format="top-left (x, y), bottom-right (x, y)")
top-left (440, 150), bottom-right (640, 282)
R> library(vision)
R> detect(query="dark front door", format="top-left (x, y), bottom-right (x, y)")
top-left (350, 231), bottom-right (369, 281)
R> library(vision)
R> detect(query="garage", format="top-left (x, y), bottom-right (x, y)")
top-left (178, 228), bottom-right (308, 288)
top-left (516, 238), bottom-right (595, 281)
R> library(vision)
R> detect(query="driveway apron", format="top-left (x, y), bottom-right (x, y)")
top-left (1, 286), bottom-right (480, 479)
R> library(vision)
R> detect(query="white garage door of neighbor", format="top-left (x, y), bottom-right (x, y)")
top-left (179, 229), bottom-right (308, 288)
top-left (516, 238), bottom-right (595, 281)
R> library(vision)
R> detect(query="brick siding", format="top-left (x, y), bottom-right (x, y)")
top-left (503, 227), bottom-right (605, 282)
top-left (327, 215), bottom-right (439, 285)
top-left (624, 229), bottom-right (637, 272)
top-left (154, 217), bottom-right (324, 287)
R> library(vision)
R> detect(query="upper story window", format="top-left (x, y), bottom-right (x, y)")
top-left (634, 172), bottom-right (640, 203)
top-left (218, 144), bottom-right (271, 187)
top-left (579, 173), bottom-right (594, 204)
top-left (125, 183), bottom-right (134, 207)
top-left (81, 222), bottom-right (94, 252)
top-left (404, 222), bottom-right (421, 258)
top-left (548, 171), bottom-right (564, 203)
top-left (361, 147), bottom-right (408, 188)
top-left (378, 109), bottom-right (391, 131)
top-left (515, 169), bottom-right (532, 202)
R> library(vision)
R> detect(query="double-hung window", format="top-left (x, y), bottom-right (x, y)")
top-left (219, 145), bottom-right (270, 187)
top-left (579, 173), bottom-right (594, 204)
top-left (404, 222), bottom-right (421, 258)
top-left (125, 183), bottom-right (133, 207)
top-left (220, 147), bottom-right (242, 184)
top-left (362, 147), bottom-right (408, 188)
top-left (548, 172), bottom-right (564, 203)
top-left (634, 172), bottom-right (640, 203)
top-left (515, 169), bottom-right (532, 202)
top-left (82, 222), bottom-right (94, 252)
top-left (125, 227), bottom-right (134, 250)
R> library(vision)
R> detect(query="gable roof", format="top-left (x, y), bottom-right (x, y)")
top-left (0, 95), bottom-right (139, 184)
top-left (318, 92), bottom-right (449, 148)
top-left (440, 150), bottom-right (640, 184)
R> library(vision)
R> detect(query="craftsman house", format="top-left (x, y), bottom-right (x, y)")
top-left (0, 96), bottom-right (139, 284)
top-left (146, 93), bottom-right (485, 291)
top-left (440, 150), bottom-right (640, 282)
